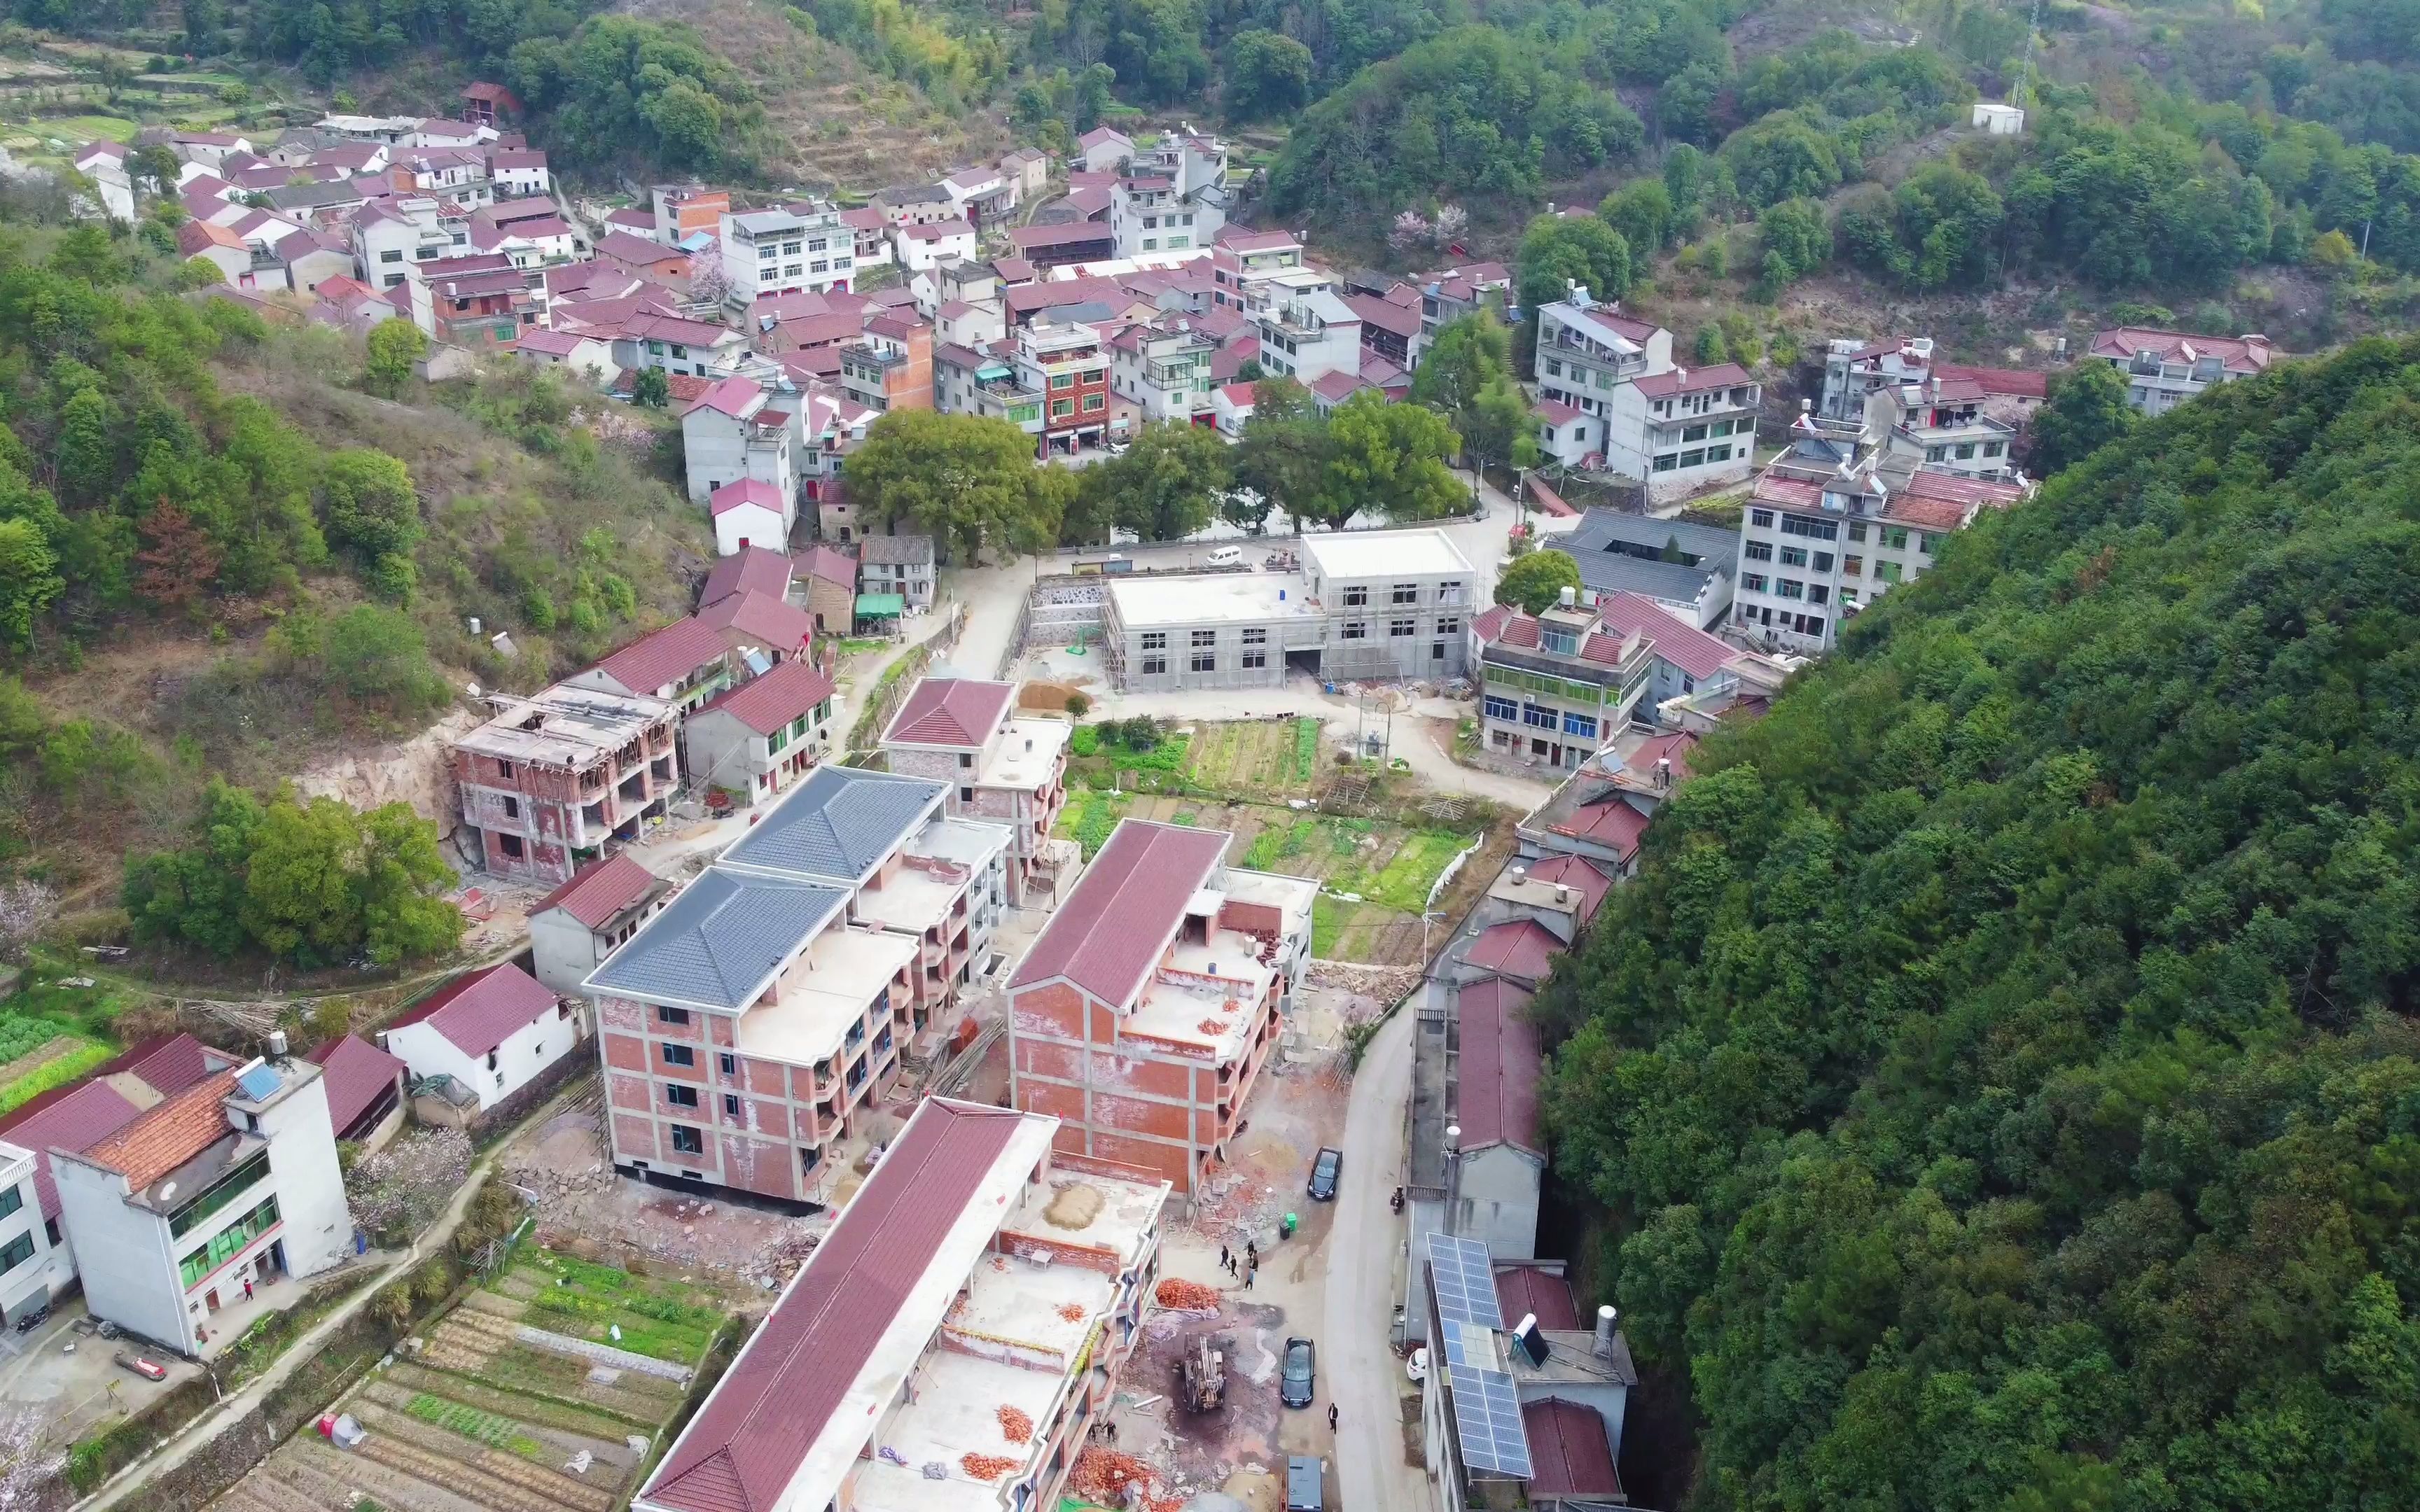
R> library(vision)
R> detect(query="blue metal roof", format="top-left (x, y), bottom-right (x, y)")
top-left (584, 868), bottom-right (849, 1010)
top-left (718, 765), bottom-right (948, 884)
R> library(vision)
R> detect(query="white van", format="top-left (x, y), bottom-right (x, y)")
top-left (1206, 545), bottom-right (1246, 567)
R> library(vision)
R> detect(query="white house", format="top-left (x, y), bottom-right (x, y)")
top-left (0, 1142), bottom-right (63, 1327)
top-left (49, 1051), bottom-right (351, 1353)
top-left (681, 375), bottom-right (796, 505)
top-left (72, 141), bottom-right (135, 221)
top-left (712, 477), bottom-right (791, 555)
top-left (377, 962), bottom-right (585, 1113)
top-left (529, 854), bottom-right (674, 997)
top-left (352, 197), bottom-right (470, 288)
top-left (1078, 126), bottom-right (1136, 173)
top-left (682, 657), bottom-right (839, 806)
top-left (1604, 363), bottom-right (1761, 503)
top-left (515, 328), bottom-right (622, 387)
top-left (719, 203), bottom-right (856, 307)
top-left (894, 218), bottom-right (977, 272)
top-left (489, 148), bottom-right (551, 197)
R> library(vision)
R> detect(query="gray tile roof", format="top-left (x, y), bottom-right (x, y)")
top-left (1569, 551), bottom-right (1720, 608)
top-left (858, 533), bottom-right (934, 565)
top-left (584, 869), bottom-right (847, 1010)
top-left (1564, 509), bottom-right (1734, 607)
top-left (1566, 508), bottom-right (1739, 565)
top-left (717, 765), bottom-right (948, 883)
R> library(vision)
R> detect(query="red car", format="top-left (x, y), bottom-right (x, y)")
top-left (113, 1352), bottom-right (167, 1382)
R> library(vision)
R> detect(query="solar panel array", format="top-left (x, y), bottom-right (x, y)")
top-left (1440, 1317), bottom-right (1486, 1368)
top-left (1447, 1362), bottom-right (1534, 1478)
top-left (1426, 1232), bottom-right (1503, 1329)
top-left (235, 1063), bottom-right (282, 1102)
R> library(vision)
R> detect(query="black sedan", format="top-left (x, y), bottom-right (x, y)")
top-left (1281, 1336), bottom-right (1316, 1408)
top-left (1307, 1147), bottom-right (1342, 1202)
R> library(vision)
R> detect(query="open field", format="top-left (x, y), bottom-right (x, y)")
top-left (206, 1250), bottom-right (730, 1512)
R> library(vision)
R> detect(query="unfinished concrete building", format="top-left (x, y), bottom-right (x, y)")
top-left (452, 685), bottom-right (683, 884)
top-left (879, 676), bottom-right (1072, 902)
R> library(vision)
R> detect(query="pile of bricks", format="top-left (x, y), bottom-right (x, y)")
top-left (962, 1453), bottom-right (1022, 1480)
top-left (1154, 1278), bottom-right (1222, 1310)
top-left (997, 1406), bottom-right (1034, 1443)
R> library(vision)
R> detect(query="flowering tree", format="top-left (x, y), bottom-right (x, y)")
top-left (0, 1405), bottom-right (65, 1510)
top-left (0, 881), bottom-right (55, 963)
top-left (347, 1127), bottom-right (473, 1243)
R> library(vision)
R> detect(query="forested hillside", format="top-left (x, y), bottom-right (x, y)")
top-left (1536, 335), bottom-right (2420, 1508)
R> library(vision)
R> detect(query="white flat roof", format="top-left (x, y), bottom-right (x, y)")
top-left (737, 928), bottom-right (917, 1065)
top-left (854, 863), bottom-right (966, 934)
top-left (980, 717), bottom-right (1070, 790)
top-left (909, 816), bottom-right (1013, 869)
top-left (1107, 571), bottom-right (1321, 630)
top-left (1221, 867), bottom-right (1320, 923)
top-left (1303, 528), bottom-right (1473, 580)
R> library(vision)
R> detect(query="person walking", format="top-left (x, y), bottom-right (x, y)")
top-left (1328, 1403), bottom-right (1338, 1432)
top-left (1221, 1243), bottom-right (1232, 1270)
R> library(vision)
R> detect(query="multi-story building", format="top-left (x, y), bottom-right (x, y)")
top-left (0, 1142), bottom-right (61, 1327)
top-left (880, 676), bottom-right (1071, 901)
top-left (632, 1098), bottom-right (1167, 1512)
top-left (426, 261), bottom-right (542, 349)
top-left (1862, 374), bottom-right (2022, 480)
top-left (837, 313), bottom-right (935, 414)
top-left (1251, 288), bottom-right (1363, 385)
top-left (1468, 589), bottom-right (1655, 770)
top-left (1015, 318), bottom-right (1112, 452)
top-left (1101, 528), bottom-right (1475, 690)
top-left (680, 374), bottom-right (795, 504)
top-left (1108, 132), bottom-right (1228, 256)
top-left (648, 185), bottom-right (730, 248)
top-left (2087, 326), bottom-right (2275, 415)
top-left (896, 218), bottom-right (977, 272)
top-left (681, 657), bottom-right (839, 807)
top-left (352, 195), bottom-right (469, 288)
top-left (51, 1047), bottom-right (351, 1354)
top-left (1817, 335), bottom-right (1938, 421)
top-left (858, 532), bottom-right (937, 608)
top-left (563, 616), bottom-right (734, 713)
top-left (1414, 260), bottom-right (1512, 339)
top-left (1734, 446), bottom-right (2031, 652)
top-left (1009, 818), bottom-right (1315, 1193)
top-left (587, 767), bottom-right (1013, 1200)
top-left (1531, 290), bottom-right (1670, 455)
top-left (1606, 363), bottom-right (1760, 501)
top-left (720, 203), bottom-right (856, 307)
top-left (613, 312), bottom-right (748, 382)
top-left (1108, 318), bottom-right (1217, 425)
top-left (1209, 227), bottom-right (1306, 311)
top-left (453, 683), bottom-right (683, 883)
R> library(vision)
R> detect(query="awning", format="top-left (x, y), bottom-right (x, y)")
top-left (856, 593), bottom-right (905, 618)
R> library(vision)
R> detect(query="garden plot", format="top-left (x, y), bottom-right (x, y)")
top-left (207, 1250), bottom-right (730, 1512)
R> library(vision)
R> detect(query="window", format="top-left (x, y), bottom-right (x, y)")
top-left (1545, 359), bottom-right (1562, 377)
top-left (656, 1006), bottom-right (691, 1026)
top-left (1141, 631), bottom-right (1167, 651)
top-left (1926, 446), bottom-right (1947, 463)
top-left (1435, 617), bottom-right (1460, 636)
top-left (167, 1152), bottom-right (270, 1239)
top-left (1484, 694), bottom-right (1520, 722)
top-left (1776, 579), bottom-right (1805, 600)
top-left (1679, 449), bottom-right (1706, 468)
top-left (1083, 394), bottom-right (1104, 412)
top-left (499, 834), bottom-right (524, 860)
top-left (1242, 627), bottom-right (1267, 645)
top-left (1432, 640), bottom-right (1447, 660)
top-left (176, 1195), bottom-right (279, 1289)
top-left (1983, 441), bottom-right (2004, 457)
top-left (1391, 583), bottom-right (1418, 605)
top-left (662, 1043), bottom-right (695, 1068)
top-left (667, 1084), bottom-right (699, 1108)
top-left (1523, 703), bottom-right (1557, 729)
top-left (1779, 546), bottom-right (1809, 568)
top-left (1814, 552), bottom-right (1834, 572)
top-left (1781, 515), bottom-right (1840, 541)
top-left (1051, 398), bottom-right (1073, 417)
top-left (1541, 627), bottom-right (1578, 655)
top-left (1877, 560), bottom-right (1904, 584)
top-left (1916, 533), bottom-right (1935, 556)
top-left (1844, 555), bottom-right (1864, 576)
top-left (1709, 444), bottom-right (1732, 463)
top-left (1342, 585), bottom-right (1368, 607)
top-left (1744, 540), bottom-right (1773, 561)
top-left (1808, 585), bottom-right (1830, 605)
top-left (718, 1052), bottom-right (736, 1074)
top-left (1742, 573), bottom-right (1767, 593)
top-left (671, 1125), bottom-right (704, 1156)
top-left (1242, 650), bottom-right (1267, 669)
top-left (1190, 651), bottom-right (1216, 671)
top-left (959, 785), bottom-right (973, 802)
top-left (1883, 526), bottom-right (1911, 550)
top-left (723, 1093), bottom-right (742, 1118)
top-left (1390, 618), bottom-right (1416, 638)
top-left (1848, 522), bottom-right (1869, 542)
top-left (758, 243), bottom-right (777, 259)
top-left (1190, 629), bottom-right (1216, 648)
top-left (1840, 588), bottom-right (1859, 606)
top-left (0, 1185), bottom-right (17, 1222)
top-left (0, 1232), bottom-right (29, 1276)
top-left (1751, 509), bottom-right (1776, 528)
top-left (1051, 373), bottom-right (1074, 389)
top-left (1141, 655), bottom-right (1167, 675)
top-left (1562, 712), bottom-right (1598, 739)
top-left (1682, 424), bottom-right (1708, 442)
top-left (1341, 621), bottom-right (1368, 640)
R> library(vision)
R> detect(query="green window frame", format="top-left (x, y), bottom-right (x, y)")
top-left (167, 1151), bottom-right (270, 1239)
top-left (178, 1194), bottom-right (281, 1291)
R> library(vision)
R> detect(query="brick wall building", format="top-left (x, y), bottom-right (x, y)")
top-left (879, 676), bottom-right (1071, 900)
top-left (452, 685), bottom-right (682, 884)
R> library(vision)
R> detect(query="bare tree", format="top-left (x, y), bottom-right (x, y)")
top-left (0, 881), bottom-right (56, 965)
top-left (0, 1404), bottom-right (67, 1511)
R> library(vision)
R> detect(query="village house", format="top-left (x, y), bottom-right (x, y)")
top-left (380, 962), bottom-right (585, 1113)
top-left (880, 676), bottom-right (1072, 901)
top-left (649, 185), bottom-right (729, 246)
top-left (711, 478), bottom-right (791, 556)
top-left (837, 313), bottom-right (936, 414)
top-left (562, 616), bottom-right (735, 715)
top-left (696, 587), bottom-right (816, 666)
top-left (894, 218), bottom-right (978, 272)
top-left (1531, 290), bottom-right (1670, 465)
top-left (682, 658), bottom-right (838, 807)
top-left (1008, 818), bottom-right (1314, 1193)
top-left (857, 532), bottom-right (936, 609)
top-left (719, 203), bottom-right (856, 305)
top-left (1557, 509), bottom-right (1739, 631)
top-left (630, 1099), bottom-right (1167, 1512)
top-left (1108, 131), bottom-right (1230, 257)
top-left (1108, 318), bottom-right (1218, 425)
top-left (487, 147), bottom-right (550, 197)
top-left (529, 853), bottom-right (675, 997)
top-left (593, 229), bottom-right (691, 285)
top-left (513, 328), bottom-right (620, 386)
top-left (452, 682), bottom-right (683, 884)
top-left (352, 196), bottom-right (471, 288)
top-left (2088, 326), bottom-right (2275, 414)
top-left (1468, 589), bottom-right (1656, 771)
top-left (73, 140), bottom-right (134, 220)
top-left (1016, 318), bottom-right (1114, 452)
top-left (49, 1046), bottom-right (350, 1356)
top-left (681, 375), bottom-right (796, 505)
top-left (613, 312), bottom-right (747, 382)
top-left (0, 1142), bottom-right (62, 1327)
top-left (298, 1035), bottom-right (408, 1148)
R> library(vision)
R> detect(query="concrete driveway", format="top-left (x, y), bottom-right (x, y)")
top-left (1322, 1006), bottom-right (1426, 1512)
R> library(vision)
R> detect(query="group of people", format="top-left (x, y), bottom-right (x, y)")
top-left (1217, 1240), bottom-right (1259, 1288)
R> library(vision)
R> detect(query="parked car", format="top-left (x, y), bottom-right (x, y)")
top-left (1206, 545), bottom-right (1245, 567)
top-left (1281, 1336), bottom-right (1316, 1408)
top-left (1286, 1455), bottom-right (1326, 1511)
top-left (113, 1351), bottom-right (167, 1382)
top-left (1307, 1147), bottom-right (1342, 1202)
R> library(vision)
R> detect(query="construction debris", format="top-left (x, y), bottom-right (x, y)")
top-left (1305, 960), bottom-right (1421, 1002)
top-left (961, 1452), bottom-right (1022, 1480)
top-left (997, 1406), bottom-right (1034, 1444)
top-left (1155, 1278), bottom-right (1221, 1311)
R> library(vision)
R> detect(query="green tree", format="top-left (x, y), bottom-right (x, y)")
top-left (1232, 379), bottom-right (1330, 533)
top-left (1517, 214), bottom-right (1632, 311)
top-left (631, 367), bottom-right (672, 407)
top-left (123, 778), bottom-right (265, 958)
top-left (1410, 312), bottom-right (1521, 459)
top-left (1314, 391), bottom-right (1464, 525)
top-left (0, 517), bottom-right (62, 650)
top-left (1099, 421), bottom-right (1233, 542)
top-left (844, 410), bottom-right (1054, 561)
top-left (2029, 359), bottom-right (2137, 474)
top-left (355, 801), bottom-right (466, 966)
top-left (1223, 29), bottom-right (1313, 120)
top-left (319, 449), bottom-right (423, 561)
top-left (240, 791), bottom-right (370, 965)
top-left (1720, 111), bottom-right (1844, 205)
top-left (1754, 196), bottom-right (1829, 296)
top-left (53, 386), bottom-right (113, 506)
top-left (1694, 324), bottom-right (1729, 363)
top-left (363, 318), bottom-right (426, 394)
top-left (1493, 547), bottom-right (1580, 612)
top-left (1600, 178), bottom-right (1675, 255)
top-left (322, 604), bottom-right (445, 709)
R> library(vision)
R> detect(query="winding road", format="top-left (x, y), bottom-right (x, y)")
top-left (1321, 1004), bottom-right (1426, 1512)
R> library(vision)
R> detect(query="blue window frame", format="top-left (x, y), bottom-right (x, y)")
top-left (1562, 712), bottom-right (1598, 740)
top-left (1482, 695), bottom-right (1519, 722)
top-left (1522, 703), bottom-right (1557, 729)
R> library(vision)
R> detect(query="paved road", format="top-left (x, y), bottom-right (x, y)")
top-left (1323, 1005), bottom-right (1425, 1512)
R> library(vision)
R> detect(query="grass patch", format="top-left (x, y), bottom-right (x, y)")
top-left (1292, 717), bottom-right (1320, 781)
top-left (0, 1014), bottom-right (78, 1063)
top-left (0, 1037), bottom-right (115, 1114)
top-left (833, 637), bottom-right (889, 654)
top-left (28, 113), bottom-right (138, 141)
top-left (1241, 818), bottom-right (1316, 871)
top-left (1056, 788), bottom-right (1133, 860)
top-left (403, 1392), bottom-right (547, 1460)
top-left (1312, 895), bottom-right (1346, 958)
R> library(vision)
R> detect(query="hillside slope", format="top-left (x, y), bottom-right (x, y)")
top-left (1538, 336), bottom-right (2420, 1508)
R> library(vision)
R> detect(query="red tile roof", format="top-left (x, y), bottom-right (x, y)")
top-left (78, 1068), bottom-right (242, 1189)
top-left (534, 853), bottom-right (663, 930)
top-left (1899, 468), bottom-right (2028, 509)
top-left (1457, 976), bottom-right (1542, 1153)
top-left (95, 1033), bottom-right (226, 1097)
top-left (884, 677), bottom-right (1012, 748)
top-left (697, 589), bottom-right (818, 653)
top-left (641, 1100), bottom-right (1031, 1512)
top-left (1346, 292), bottom-right (1424, 340)
top-left (300, 1034), bottom-right (407, 1137)
top-left (1594, 592), bottom-right (1738, 681)
top-left (800, 545), bottom-right (857, 589)
top-left (1877, 494), bottom-right (1973, 531)
top-left (1523, 1397), bottom-right (1622, 1500)
top-left (1008, 221), bottom-right (1114, 252)
top-left (710, 477), bottom-right (785, 517)
top-left (1630, 362), bottom-right (1753, 398)
top-left (1622, 731), bottom-right (1698, 785)
top-left (1936, 363), bottom-right (2047, 400)
top-left (384, 962), bottom-right (557, 1059)
top-left (1461, 920), bottom-right (1561, 986)
top-left (1521, 854), bottom-right (1614, 923)
top-left (0, 1080), bottom-right (143, 1219)
top-left (2087, 326), bottom-right (2273, 374)
top-left (1552, 796), bottom-right (1652, 860)
top-left (702, 546), bottom-right (793, 608)
top-left (694, 657), bottom-right (837, 736)
top-left (597, 229), bottom-right (685, 266)
top-left (591, 616), bottom-right (728, 695)
top-left (1013, 820), bottom-right (1229, 1006)
top-left (1495, 1265), bottom-right (1580, 1331)
top-left (1753, 472), bottom-right (1826, 509)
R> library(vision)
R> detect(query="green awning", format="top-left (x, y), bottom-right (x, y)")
top-left (856, 593), bottom-right (905, 617)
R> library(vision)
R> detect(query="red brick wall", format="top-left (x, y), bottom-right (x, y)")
top-left (613, 1112), bottom-right (660, 1161)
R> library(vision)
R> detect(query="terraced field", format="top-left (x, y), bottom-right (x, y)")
top-left (206, 1251), bottom-right (728, 1512)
